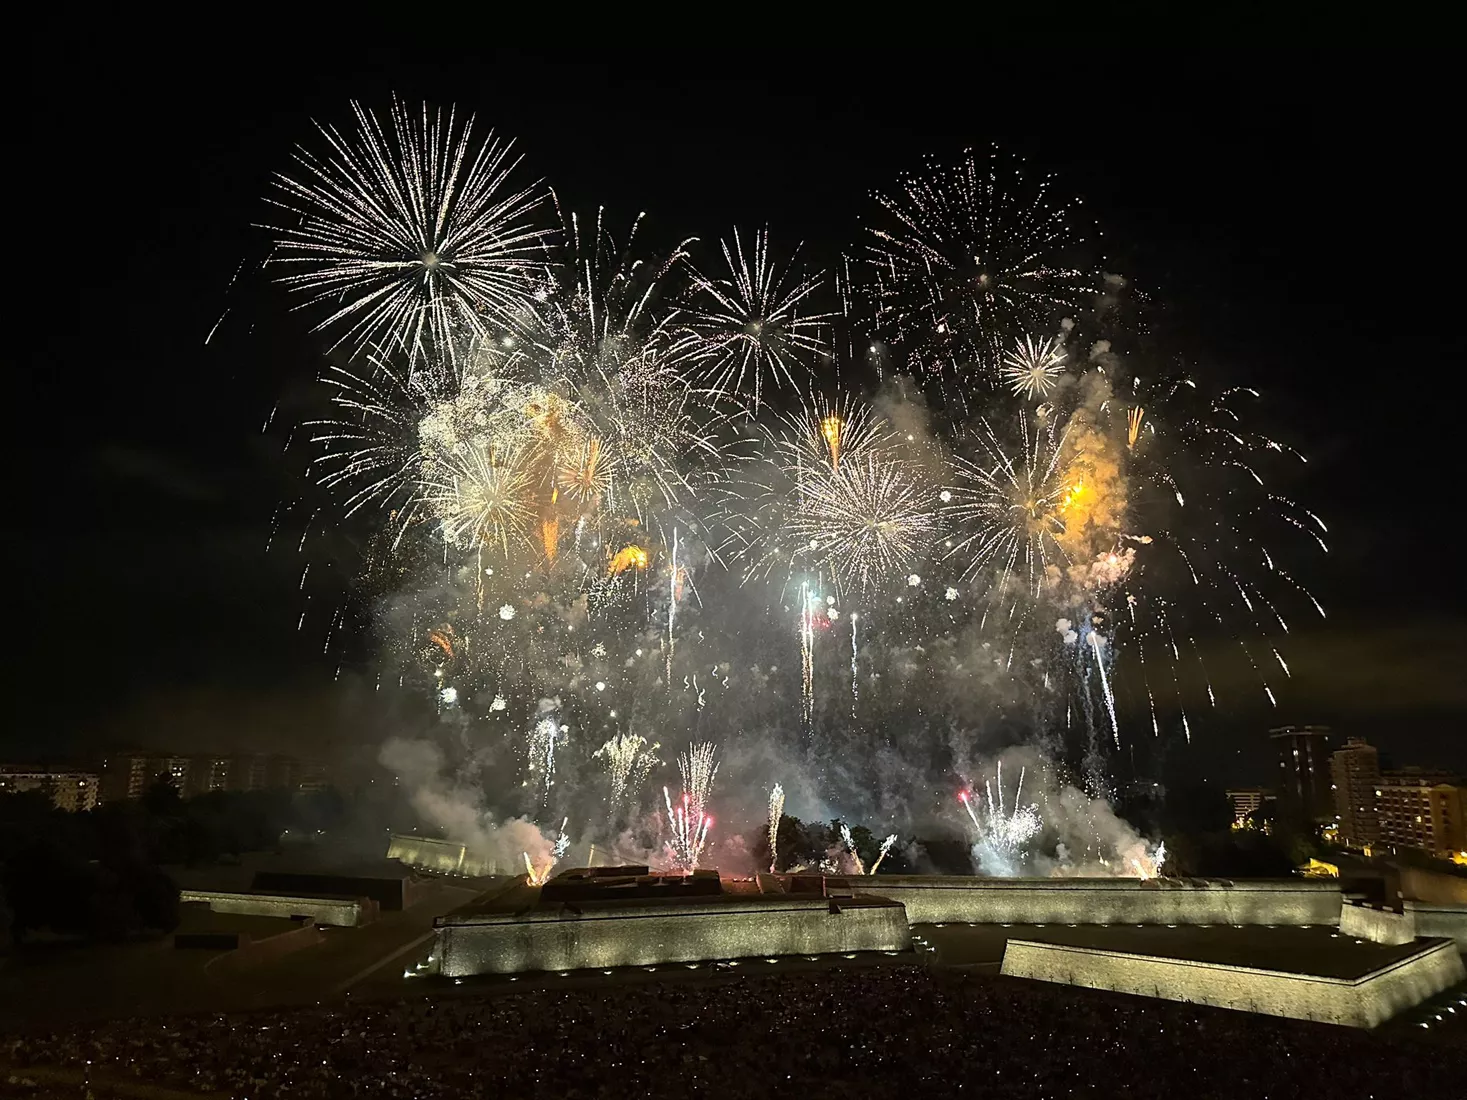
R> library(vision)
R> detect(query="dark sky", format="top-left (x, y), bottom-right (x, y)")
top-left (12, 46), bottom-right (1464, 781)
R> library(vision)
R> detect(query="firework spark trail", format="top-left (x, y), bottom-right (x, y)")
top-left (663, 787), bottom-right (713, 874)
top-left (528, 714), bottom-right (560, 805)
top-left (840, 823), bottom-right (866, 875)
top-left (664, 743), bottom-right (719, 873)
top-left (869, 834), bottom-right (898, 875)
top-left (799, 582), bottom-right (815, 731)
top-left (594, 733), bottom-right (661, 808)
top-left (1088, 632), bottom-right (1121, 748)
top-left (267, 98), bottom-right (553, 359)
top-left (849, 611), bottom-right (859, 717)
top-left (768, 783), bottom-right (785, 873)
top-left (667, 528), bottom-right (679, 691)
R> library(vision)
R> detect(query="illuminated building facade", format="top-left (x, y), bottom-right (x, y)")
top-left (1330, 738), bottom-right (1381, 849)
top-left (1378, 769), bottom-right (1461, 857)
top-left (0, 768), bottom-right (101, 812)
top-left (1226, 788), bottom-right (1273, 826)
top-left (1271, 725), bottom-right (1338, 822)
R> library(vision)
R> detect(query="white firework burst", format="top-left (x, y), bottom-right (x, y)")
top-left (685, 227), bottom-right (833, 409)
top-left (786, 450), bottom-right (938, 593)
top-left (417, 439), bottom-right (535, 555)
top-left (1001, 335), bottom-right (1068, 399)
top-left (857, 145), bottom-right (1101, 381)
top-left (268, 98), bottom-right (553, 358)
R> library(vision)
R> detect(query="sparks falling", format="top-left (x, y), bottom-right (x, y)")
top-left (799, 582), bottom-right (816, 731)
top-left (768, 783), bottom-right (785, 873)
top-left (594, 732), bottom-right (661, 809)
top-left (840, 823), bottom-right (866, 875)
top-left (869, 834), bottom-right (898, 875)
top-left (960, 762), bottom-right (1043, 876)
top-left (664, 742), bottom-right (719, 873)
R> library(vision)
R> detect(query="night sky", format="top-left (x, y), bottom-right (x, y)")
top-left (14, 47), bottom-right (1463, 783)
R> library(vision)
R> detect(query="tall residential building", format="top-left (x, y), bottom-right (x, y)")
top-left (1425, 784), bottom-right (1467, 858)
top-left (98, 752), bottom-right (152, 803)
top-left (1330, 737), bottom-right (1381, 848)
top-left (0, 768), bottom-right (100, 812)
top-left (1271, 725), bottom-right (1338, 822)
top-left (1378, 769), bottom-right (1461, 856)
top-left (98, 751), bottom-right (327, 802)
top-left (1226, 788), bottom-right (1272, 826)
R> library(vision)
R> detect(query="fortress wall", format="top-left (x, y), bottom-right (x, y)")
top-left (387, 833), bottom-right (498, 877)
top-left (1344, 898), bottom-right (1467, 950)
top-left (999, 937), bottom-right (1464, 1028)
top-left (1339, 903), bottom-right (1413, 945)
top-left (1404, 902), bottom-right (1467, 950)
top-left (847, 877), bottom-right (1341, 927)
top-left (179, 889), bottom-right (372, 928)
top-left (436, 898), bottom-right (910, 977)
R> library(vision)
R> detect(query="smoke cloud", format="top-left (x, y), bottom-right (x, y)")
top-left (380, 735), bottom-right (553, 872)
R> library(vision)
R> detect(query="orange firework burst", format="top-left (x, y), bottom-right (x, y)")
top-left (608, 544), bottom-right (650, 576)
top-left (428, 628), bottom-right (456, 660)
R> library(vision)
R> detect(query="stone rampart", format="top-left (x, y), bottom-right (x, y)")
top-left (435, 895), bottom-right (910, 977)
top-left (999, 936), bottom-right (1463, 1028)
top-left (846, 876), bottom-right (1341, 927)
top-left (179, 889), bottom-right (374, 928)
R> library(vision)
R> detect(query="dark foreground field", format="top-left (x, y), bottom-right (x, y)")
top-left (4, 966), bottom-right (1464, 1099)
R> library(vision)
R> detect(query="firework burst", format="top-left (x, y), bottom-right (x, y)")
top-left (942, 412), bottom-right (1075, 592)
top-left (1001, 334), bottom-right (1069, 399)
top-left (418, 438), bottom-right (536, 555)
top-left (268, 98), bottom-right (553, 358)
top-left (785, 449), bottom-right (938, 593)
top-left (960, 762), bottom-right (1042, 876)
top-left (857, 145), bottom-right (1102, 383)
top-left (684, 227), bottom-right (833, 409)
top-left (513, 207), bottom-right (735, 529)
